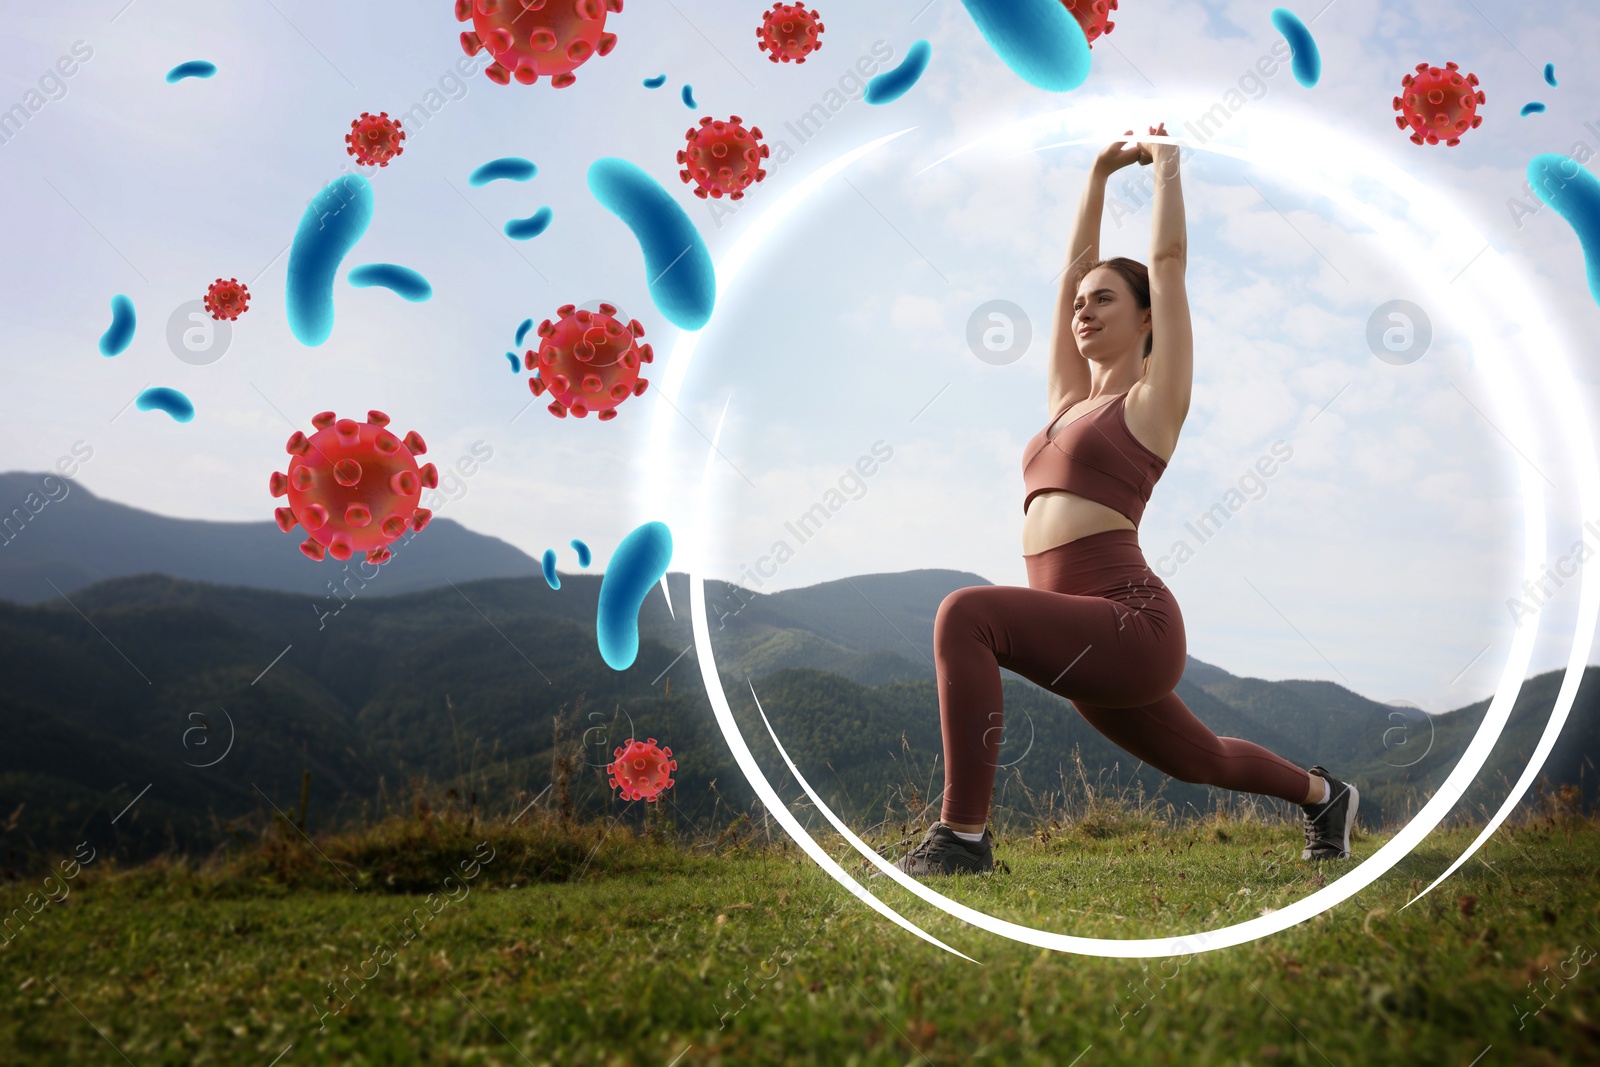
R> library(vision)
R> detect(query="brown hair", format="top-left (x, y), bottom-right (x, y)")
top-left (1071, 256), bottom-right (1152, 358)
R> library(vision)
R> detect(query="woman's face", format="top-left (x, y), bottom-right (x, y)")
top-left (1073, 267), bottom-right (1150, 361)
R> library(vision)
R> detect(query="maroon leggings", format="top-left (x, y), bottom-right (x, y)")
top-left (935, 528), bottom-right (1311, 826)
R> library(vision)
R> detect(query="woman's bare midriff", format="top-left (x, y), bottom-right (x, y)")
top-left (1022, 383), bottom-right (1178, 556)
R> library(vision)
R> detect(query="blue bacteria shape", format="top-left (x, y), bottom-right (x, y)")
top-left (515, 317), bottom-right (534, 346)
top-left (865, 40), bottom-right (931, 104)
top-left (644, 74), bottom-right (667, 88)
top-left (587, 158), bottom-right (715, 331)
top-left (957, 0), bottom-right (1090, 92)
top-left (287, 174), bottom-right (373, 347)
top-left (99, 294), bottom-right (135, 357)
top-left (469, 157), bottom-right (537, 186)
top-left (596, 521), bottom-right (673, 671)
top-left (505, 351), bottom-right (520, 372)
top-left (1545, 63), bottom-right (1557, 88)
top-left (1522, 102), bottom-right (1547, 117)
top-left (1527, 153), bottom-right (1600, 307)
top-left (136, 387), bottom-right (194, 423)
top-left (681, 84), bottom-right (697, 108)
top-left (571, 539), bottom-right (591, 567)
top-left (542, 549), bottom-right (561, 590)
top-left (348, 263), bottom-right (432, 301)
top-left (504, 207), bottom-right (553, 240)
top-left (1270, 8), bottom-right (1320, 87)
top-left (165, 61), bottom-right (217, 83)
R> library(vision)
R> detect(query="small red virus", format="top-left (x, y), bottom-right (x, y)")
top-left (525, 303), bottom-right (653, 421)
top-left (204, 278), bottom-right (250, 321)
top-left (607, 737), bottom-right (676, 802)
top-left (270, 410), bottom-right (438, 564)
top-left (757, 4), bottom-right (824, 64)
top-left (456, 0), bottom-right (622, 88)
top-left (678, 115), bottom-right (770, 201)
top-left (345, 112), bottom-right (406, 167)
top-left (1393, 61), bottom-right (1486, 146)
top-left (1060, 0), bottom-right (1116, 46)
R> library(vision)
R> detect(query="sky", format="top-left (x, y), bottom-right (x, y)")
top-left (2, 0), bottom-right (1598, 717)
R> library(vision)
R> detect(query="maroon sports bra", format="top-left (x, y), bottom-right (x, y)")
top-left (1022, 391), bottom-right (1168, 526)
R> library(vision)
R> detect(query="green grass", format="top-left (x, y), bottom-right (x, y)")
top-left (2, 794), bottom-right (1598, 1066)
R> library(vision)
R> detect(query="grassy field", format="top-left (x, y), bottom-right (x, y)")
top-left (2, 788), bottom-right (1598, 1067)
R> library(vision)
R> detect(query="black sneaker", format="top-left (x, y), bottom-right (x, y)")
top-left (1300, 766), bottom-right (1358, 860)
top-left (870, 822), bottom-right (995, 878)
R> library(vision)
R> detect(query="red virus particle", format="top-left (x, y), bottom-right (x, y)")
top-left (204, 278), bottom-right (251, 321)
top-left (1060, 0), bottom-right (1116, 46)
top-left (756, 4), bottom-right (824, 64)
top-left (345, 111), bottom-right (407, 167)
top-left (269, 410), bottom-right (438, 564)
top-left (525, 303), bottom-right (653, 421)
top-left (678, 115), bottom-right (770, 201)
top-left (455, 0), bottom-right (622, 88)
top-left (607, 737), bottom-right (676, 802)
top-left (1393, 60), bottom-right (1486, 146)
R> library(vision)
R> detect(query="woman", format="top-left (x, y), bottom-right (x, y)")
top-left (893, 125), bottom-right (1358, 877)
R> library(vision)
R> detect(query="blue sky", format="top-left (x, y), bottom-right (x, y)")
top-left (2, 0), bottom-right (1597, 715)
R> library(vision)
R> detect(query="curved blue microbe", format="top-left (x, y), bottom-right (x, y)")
top-left (957, 0), bottom-right (1090, 92)
top-left (542, 549), bottom-right (561, 591)
top-left (1528, 153), bottom-right (1600, 307)
top-left (165, 60), bottom-right (217, 83)
top-left (571, 539), bottom-right (592, 567)
top-left (514, 317), bottom-right (534, 346)
top-left (1521, 102), bottom-right (1547, 117)
top-left (597, 522), bottom-right (673, 670)
top-left (681, 84), bottom-right (696, 109)
top-left (99, 294), bottom-right (135, 357)
top-left (1545, 63), bottom-right (1557, 88)
top-left (644, 74), bottom-right (667, 89)
top-left (1270, 8), bottom-right (1320, 88)
top-left (348, 263), bottom-right (432, 302)
top-left (865, 40), bottom-right (931, 105)
top-left (135, 387), bottom-right (194, 423)
top-left (287, 174), bottom-right (373, 347)
top-left (504, 207), bottom-right (553, 240)
top-left (469, 157), bottom-right (537, 187)
top-left (587, 158), bottom-right (716, 331)
top-left (505, 351), bottom-right (520, 372)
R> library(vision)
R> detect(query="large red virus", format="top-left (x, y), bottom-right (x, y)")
top-left (607, 738), bottom-right (676, 802)
top-left (345, 112), bottom-right (406, 167)
top-left (756, 4), bottom-right (824, 64)
top-left (1392, 60), bottom-right (1485, 146)
top-left (525, 303), bottom-right (653, 421)
top-left (204, 278), bottom-right (250, 321)
top-left (455, 0), bottom-right (622, 88)
top-left (1061, 0), bottom-right (1116, 46)
top-left (270, 410), bottom-right (438, 564)
top-left (678, 115), bottom-right (770, 201)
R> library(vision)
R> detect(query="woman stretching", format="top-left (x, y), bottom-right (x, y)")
top-left (892, 125), bottom-right (1358, 877)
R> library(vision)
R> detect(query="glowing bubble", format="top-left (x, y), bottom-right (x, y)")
top-left (682, 84), bottom-right (697, 108)
top-left (1528, 153), bottom-right (1600, 307)
top-left (956, 0), bottom-right (1090, 92)
top-left (571, 538), bottom-right (592, 567)
top-left (644, 74), bottom-right (667, 88)
top-left (865, 40), bottom-right (931, 104)
top-left (1522, 102), bottom-right (1547, 117)
top-left (1545, 63), bottom-right (1557, 87)
top-left (347, 263), bottom-right (432, 301)
top-left (1270, 8), bottom-right (1320, 87)
top-left (165, 60), bottom-right (217, 83)
top-left (99, 294), bottom-right (135, 357)
top-left (504, 207), bottom-right (553, 240)
top-left (287, 174), bottom-right (373, 347)
top-left (542, 549), bottom-right (561, 590)
top-left (515, 317), bottom-right (534, 346)
top-left (468, 157), bottom-right (537, 187)
top-left (587, 158), bottom-right (716, 330)
top-left (136, 387), bottom-right (194, 423)
top-left (597, 521), bottom-right (672, 670)
top-left (505, 351), bottom-right (520, 372)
